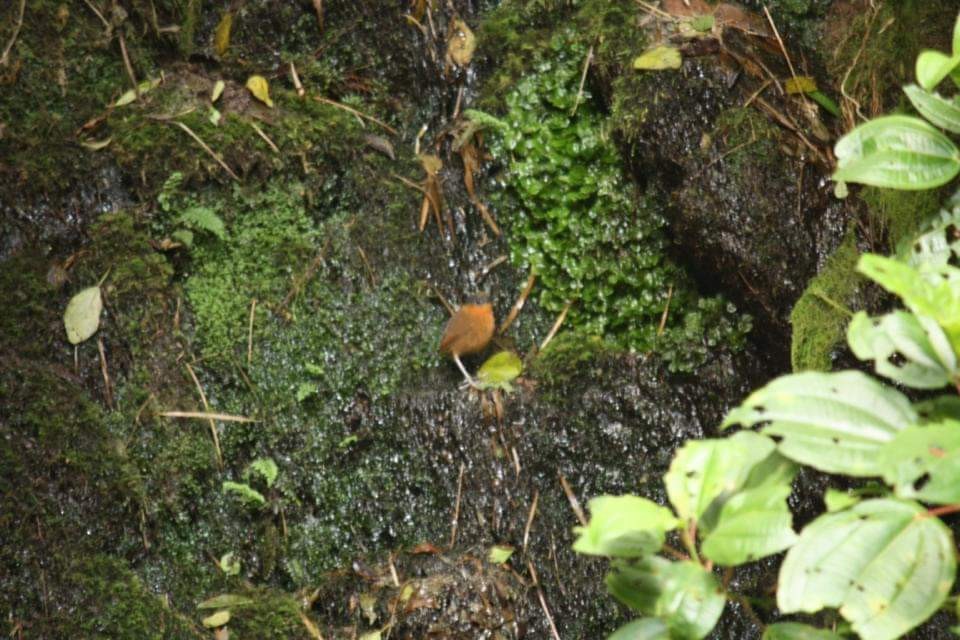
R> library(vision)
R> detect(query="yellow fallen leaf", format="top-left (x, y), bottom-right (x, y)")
top-left (246, 75), bottom-right (274, 108)
top-left (211, 79), bottom-right (225, 103)
top-left (785, 76), bottom-right (818, 94)
top-left (633, 45), bottom-right (682, 71)
top-left (202, 610), bottom-right (230, 628)
top-left (214, 11), bottom-right (233, 57)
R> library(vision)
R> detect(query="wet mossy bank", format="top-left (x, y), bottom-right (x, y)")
top-left (3, 0), bottom-right (959, 638)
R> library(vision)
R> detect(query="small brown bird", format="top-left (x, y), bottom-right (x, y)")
top-left (439, 298), bottom-right (495, 388)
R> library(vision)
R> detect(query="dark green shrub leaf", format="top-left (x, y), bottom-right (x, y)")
top-left (916, 50), bottom-right (960, 91)
top-left (608, 618), bottom-right (670, 640)
top-left (573, 495), bottom-right (679, 558)
top-left (878, 421), bottom-right (960, 504)
top-left (778, 498), bottom-right (955, 640)
top-left (857, 254), bottom-right (960, 349)
top-left (916, 395), bottom-right (960, 423)
top-left (701, 484), bottom-right (798, 566)
top-left (606, 557), bottom-right (725, 640)
top-left (904, 84), bottom-right (960, 134)
top-left (762, 622), bottom-right (843, 640)
top-left (847, 310), bottom-right (958, 388)
top-left (664, 431), bottom-right (777, 528)
top-left (722, 371), bottom-right (916, 476)
top-left (832, 115), bottom-right (960, 190)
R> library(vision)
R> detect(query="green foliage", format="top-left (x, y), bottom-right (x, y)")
top-left (476, 351), bottom-right (523, 391)
top-left (572, 496), bottom-right (679, 558)
top-left (222, 481), bottom-right (267, 506)
top-left (247, 458), bottom-right (279, 488)
top-left (477, 31), bottom-right (748, 370)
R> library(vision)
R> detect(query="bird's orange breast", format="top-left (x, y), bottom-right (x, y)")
top-left (439, 303), bottom-right (495, 356)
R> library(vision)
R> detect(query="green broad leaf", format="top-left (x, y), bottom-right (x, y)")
top-left (778, 498), bottom-right (955, 640)
top-left (847, 311), bottom-right (958, 389)
top-left (202, 610), bottom-right (230, 628)
top-left (219, 552), bottom-right (240, 576)
top-left (824, 489), bottom-right (860, 512)
top-left (608, 618), bottom-right (670, 640)
top-left (476, 351), bottom-right (522, 391)
top-left (809, 90), bottom-right (841, 118)
top-left (917, 50), bottom-right (960, 91)
top-left (222, 481), bottom-right (266, 505)
top-left (953, 12), bottom-right (960, 55)
top-left (722, 370), bottom-right (916, 476)
top-left (197, 593), bottom-right (255, 609)
top-left (633, 45), bottom-right (682, 71)
top-left (904, 84), bottom-right (960, 134)
top-left (487, 545), bottom-right (514, 564)
top-left (878, 421), bottom-right (960, 504)
top-left (63, 286), bottom-right (103, 344)
top-left (247, 457), bottom-right (278, 487)
top-left (762, 622), bottom-right (844, 640)
top-left (902, 206), bottom-right (960, 268)
top-left (701, 484), bottom-right (798, 566)
top-left (573, 495), bottom-right (679, 558)
top-left (606, 557), bottom-right (725, 640)
top-left (664, 431), bottom-right (777, 528)
top-left (832, 115), bottom-right (960, 190)
top-left (857, 254), bottom-right (960, 349)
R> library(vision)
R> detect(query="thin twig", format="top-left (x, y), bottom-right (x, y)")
top-left (247, 299), bottom-right (257, 366)
top-left (762, 6), bottom-right (811, 112)
top-left (391, 172), bottom-right (428, 194)
top-left (0, 0), bottom-right (26, 67)
top-left (449, 463), bottom-right (466, 549)
top-left (523, 489), bottom-right (539, 556)
top-left (539, 301), bottom-right (572, 351)
top-left (479, 255), bottom-right (508, 280)
top-left (528, 561), bottom-right (561, 640)
top-left (117, 31), bottom-right (140, 101)
top-left (159, 410), bottom-right (254, 422)
top-left (571, 45), bottom-right (594, 116)
top-left (742, 79), bottom-right (773, 108)
top-left (81, 0), bottom-right (110, 30)
top-left (549, 533), bottom-right (567, 597)
top-left (314, 96), bottom-right (398, 135)
top-left (249, 121), bottom-right (279, 153)
top-left (185, 363), bottom-right (224, 469)
top-left (498, 271), bottom-right (537, 335)
top-left (289, 61), bottom-right (305, 98)
top-left (171, 120), bottom-right (240, 181)
top-left (559, 473), bottom-right (587, 527)
top-left (97, 336), bottom-right (114, 410)
top-left (657, 285), bottom-right (673, 336)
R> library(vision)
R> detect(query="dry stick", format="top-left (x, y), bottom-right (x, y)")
top-left (523, 489), bottom-right (540, 556)
top-left (388, 554), bottom-right (400, 587)
top-left (247, 299), bottom-right (257, 366)
top-left (185, 363), bottom-right (224, 469)
top-left (97, 336), bottom-right (114, 410)
top-left (479, 255), bottom-right (508, 280)
top-left (762, 6), bottom-right (811, 111)
top-left (160, 410), bottom-right (254, 422)
top-left (571, 45), bottom-right (594, 116)
top-left (82, 0), bottom-right (110, 29)
top-left (171, 121), bottom-right (240, 181)
top-left (549, 533), bottom-right (568, 597)
top-left (499, 271), bottom-right (537, 335)
top-left (314, 96), bottom-right (398, 135)
top-left (742, 79), bottom-right (773, 108)
top-left (449, 462), bottom-right (466, 549)
top-left (839, 7), bottom-right (879, 126)
top-left (391, 172), bottom-right (428, 194)
top-left (559, 473), bottom-right (587, 527)
top-left (539, 301), bottom-right (572, 351)
top-left (528, 561), bottom-right (561, 640)
top-left (289, 62), bottom-right (305, 98)
top-left (249, 121), bottom-right (279, 153)
top-left (657, 285), bottom-right (674, 336)
top-left (117, 31), bottom-right (140, 101)
top-left (0, 0), bottom-right (26, 67)
top-left (472, 198), bottom-right (501, 237)
top-left (511, 446), bottom-right (521, 477)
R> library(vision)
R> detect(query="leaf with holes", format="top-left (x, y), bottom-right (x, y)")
top-left (904, 84), bottom-right (960, 134)
top-left (664, 431), bottom-right (778, 530)
top-left (722, 371), bottom-right (916, 476)
top-left (832, 115), bottom-right (960, 190)
top-left (573, 495), bottom-right (679, 558)
top-left (878, 421), bottom-right (960, 504)
top-left (858, 254), bottom-right (960, 350)
top-left (778, 498), bottom-right (955, 640)
top-left (762, 623), bottom-right (844, 640)
top-left (608, 618), bottom-right (670, 640)
top-left (847, 311), bottom-right (958, 389)
top-left (606, 557), bottom-right (725, 640)
top-left (701, 484), bottom-right (798, 566)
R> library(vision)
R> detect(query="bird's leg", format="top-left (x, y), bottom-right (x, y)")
top-left (453, 354), bottom-right (480, 389)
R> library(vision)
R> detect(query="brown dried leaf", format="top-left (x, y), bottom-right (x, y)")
top-left (662, 0), bottom-right (712, 17)
top-left (446, 19), bottom-right (476, 67)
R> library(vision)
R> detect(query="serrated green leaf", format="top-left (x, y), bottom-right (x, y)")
top-left (824, 489), bottom-right (860, 512)
top-left (722, 370), bottom-right (916, 476)
top-left (608, 618), bottom-right (670, 640)
top-left (664, 431), bottom-right (777, 529)
top-left (487, 545), bottom-right (514, 564)
top-left (904, 84), bottom-right (960, 134)
top-left (247, 457), bottom-right (278, 487)
top-left (573, 495), bottom-right (679, 558)
top-left (857, 254), bottom-right (960, 349)
top-left (832, 115), bottom-right (960, 189)
top-left (64, 286), bottom-right (103, 344)
top-left (778, 498), bottom-right (955, 640)
top-left (606, 557), bottom-right (725, 640)
top-left (878, 421), bottom-right (960, 504)
top-left (476, 351), bottom-right (522, 391)
top-left (633, 45), bottom-right (682, 71)
top-left (202, 610), bottom-right (230, 628)
top-left (847, 310), bottom-right (958, 389)
top-left (222, 481), bottom-right (266, 505)
top-left (762, 622), bottom-right (843, 640)
top-left (701, 484), bottom-right (798, 566)
top-left (917, 50), bottom-right (960, 91)
top-left (197, 593), bottom-right (255, 609)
